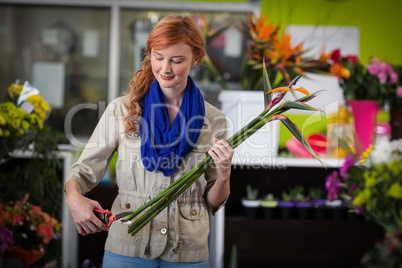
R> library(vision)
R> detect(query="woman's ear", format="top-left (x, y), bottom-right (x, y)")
top-left (192, 59), bottom-right (198, 67)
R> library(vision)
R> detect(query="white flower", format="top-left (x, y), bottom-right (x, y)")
top-left (370, 139), bottom-right (402, 165)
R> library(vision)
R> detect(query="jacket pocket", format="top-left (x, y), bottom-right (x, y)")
top-left (108, 193), bottom-right (150, 246)
top-left (177, 200), bottom-right (205, 221)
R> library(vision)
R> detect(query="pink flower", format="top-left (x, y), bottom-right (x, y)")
top-left (377, 71), bottom-right (387, 84)
top-left (397, 86), bottom-right (402, 98)
top-left (367, 64), bottom-right (380, 75)
top-left (325, 171), bottom-right (342, 201)
top-left (390, 71), bottom-right (398, 85)
top-left (11, 215), bottom-right (23, 226)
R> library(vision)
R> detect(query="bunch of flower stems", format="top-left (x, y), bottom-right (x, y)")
top-left (123, 70), bottom-right (323, 236)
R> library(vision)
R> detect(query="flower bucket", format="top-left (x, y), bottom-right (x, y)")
top-left (348, 100), bottom-right (380, 156)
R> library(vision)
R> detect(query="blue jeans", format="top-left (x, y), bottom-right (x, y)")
top-left (103, 251), bottom-right (210, 268)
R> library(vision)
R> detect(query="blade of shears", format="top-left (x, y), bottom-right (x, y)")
top-left (112, 211), bottom-right (133, 225)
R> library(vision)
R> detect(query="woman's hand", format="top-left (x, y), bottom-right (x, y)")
top-left (65, 181), bottom-right (109, 235)
top-left (208, 137), bottom-right (234, 181)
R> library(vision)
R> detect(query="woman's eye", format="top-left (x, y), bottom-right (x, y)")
top-left (156, 58), bottom-right (163, 61)
top-left (172, 61), bottom-right (183, 64)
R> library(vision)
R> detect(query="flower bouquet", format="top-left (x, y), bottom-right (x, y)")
top-left (0, 194), bottom-right (61, 266)
top-left (328, 50), bottom-right (398, 103)
top-left (122, 61), bottom-right (325, 236)
top-left (0, 81), bottom-right (51, 162)
top-left (325, 139), bottom-right (402, 234)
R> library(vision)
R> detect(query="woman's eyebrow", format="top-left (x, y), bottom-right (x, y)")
top-left (153, 51), bottom-right (187, 59)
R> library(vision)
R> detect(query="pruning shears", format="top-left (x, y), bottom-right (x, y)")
top-left (93, 208), bottom-right (132, 227)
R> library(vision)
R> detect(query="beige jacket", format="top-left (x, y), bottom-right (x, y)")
top-left (65, 95), bottom-right (227, 262)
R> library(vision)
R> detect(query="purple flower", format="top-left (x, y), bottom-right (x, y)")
top-left (397, 86), bottom-right (402, 98)
top-left (339, 155), bottom-right (355, 179)
top-left (0, 225), bottom-right (14, 252)
top-left (325, 171), bottom-right (342, 201)
top-left (354, 205), bottom-right (363, 214)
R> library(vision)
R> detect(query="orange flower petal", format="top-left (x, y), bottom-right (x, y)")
top-left (268, 86), bottom-right (310, 95)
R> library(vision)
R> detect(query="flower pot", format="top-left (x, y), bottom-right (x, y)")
top-left (348, 100), bottom-right (380, 156)
top-left (241, 199), bottom-right (260, 219)
top-left (390, 106), bottom-right (402, 140)
top-left (278, 201), bottom-right (295, 220)
top-left (325, 199), bottom-right (344, 220)
top-left (260, 200), bottom-right (278, 219)
top-left (295, 201), bottom-right (313, 220)
top-left (313, 199), bottom-right (327, 220)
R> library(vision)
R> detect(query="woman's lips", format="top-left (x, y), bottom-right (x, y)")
top-left (161, 74), bottom-right (174, 80)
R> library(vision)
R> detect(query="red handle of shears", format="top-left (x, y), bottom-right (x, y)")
top-left (93, 208), bottom-right (113, 227)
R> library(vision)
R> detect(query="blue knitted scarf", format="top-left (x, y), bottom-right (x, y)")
top-left (139, 76), bottom-right (205, 176)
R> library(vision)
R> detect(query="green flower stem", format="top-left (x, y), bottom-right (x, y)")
top-left (128, 156), bottom-right (214, 236)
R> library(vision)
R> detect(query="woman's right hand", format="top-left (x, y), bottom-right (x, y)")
top-left (65, 181), bottom-right (109, 235)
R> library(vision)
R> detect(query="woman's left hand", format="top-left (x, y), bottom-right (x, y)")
top-left (208, 137), bottom-right (234, 181)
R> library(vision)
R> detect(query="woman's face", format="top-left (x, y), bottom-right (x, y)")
top-left (151, 42), bottom-right (196, 98)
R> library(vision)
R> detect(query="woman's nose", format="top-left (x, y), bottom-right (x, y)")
top-left (162, 61), bottom-right (171, 73)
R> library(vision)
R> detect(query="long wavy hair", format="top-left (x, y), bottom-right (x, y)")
top-left (125, 15), bottom-right (206, 135)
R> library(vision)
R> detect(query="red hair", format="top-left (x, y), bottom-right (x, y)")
top-left (125, 15), bottom-right (205, 135)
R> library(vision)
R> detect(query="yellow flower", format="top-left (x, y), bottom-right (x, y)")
top-left (11, 119), bottom-right (21, 130)
top-left (361, 144), bottom-right (374, 163)
top-left (7, 83), bottom-right (23, 100)
top-left (21, 120), bottom-right (30, 130)
top-left (352, 188), bottom-right (372, 207)
top-left (0, 113), bottom-right (6, 125)
top-left (26, 95), bottom-right (50, 120)
top-left (387, 183), bottom-right (402, 199)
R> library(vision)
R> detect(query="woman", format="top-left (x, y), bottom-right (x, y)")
top-left (65, 15), bottom-right (233, 267)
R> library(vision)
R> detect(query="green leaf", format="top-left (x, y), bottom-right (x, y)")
top-left (295, 89), bottom-right (325, 103)
top-left (282, 101), bottom-right (321, 112)
top-left (262, 59), bottom-right (272, 108)
top-left (280, 117), bottom-right (325, 167)
top-left (206, 23), bottom-right (231, 44)
top-left (202, 54), bottom-right (230, 90)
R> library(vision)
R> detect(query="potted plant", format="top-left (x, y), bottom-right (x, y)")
top-left (308, 186), bottom-right (326, 220)
top-left (293, 185), bottom-right (313, 220)
top-left (241, 184), bottom-right (260, 218)
top-left (327, 51), bottom-right (398, 155)
top-left (260, 193), bottom-right (278, 219)
top-left (278, 188), bottom-right (297, 220)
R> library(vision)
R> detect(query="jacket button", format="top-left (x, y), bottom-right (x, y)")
top-left (160, 228), bottom-right (167, 235)
top-left (126, 203), bottom-right (131, 209)
top-left (191, 210), bottom-right (198, 216)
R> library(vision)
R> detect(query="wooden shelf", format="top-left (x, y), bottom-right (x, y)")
top-left (224, 217), bottom-right (383, 268)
